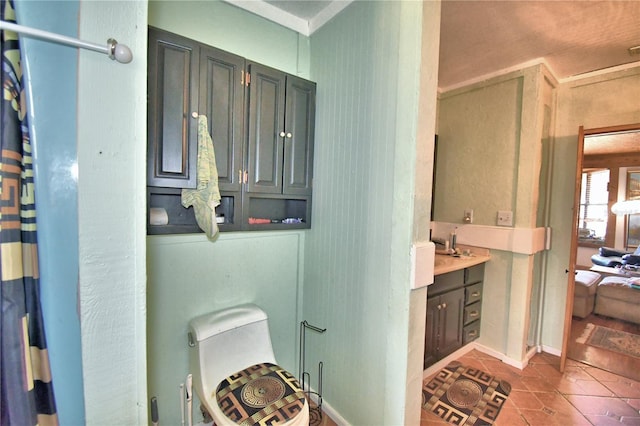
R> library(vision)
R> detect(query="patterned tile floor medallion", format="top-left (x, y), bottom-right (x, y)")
top-left (422, 361), bottom-right (511, 426)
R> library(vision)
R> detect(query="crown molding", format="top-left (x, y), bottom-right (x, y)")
top-left (222, 0), bottom-right (352, 36)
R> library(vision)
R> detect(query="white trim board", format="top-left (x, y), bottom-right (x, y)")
top-left (431, 222), bottom-right (550, 255)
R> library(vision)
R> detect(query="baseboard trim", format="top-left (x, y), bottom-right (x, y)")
top-left (423, 342), bottom-right (564, 380)
top-left (541, 344), bottom-right (562, 357)
top-left (472, 343), bottom-right (521, 369)
top-left (423, 344), bottom-right (477, 379)
top-left (470, 342), bottom-right (503, 361)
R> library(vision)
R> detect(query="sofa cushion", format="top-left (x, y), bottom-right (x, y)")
top-left (591, 254), bottom-right (624, 267)
top-left (597, 277), bottom-right (640, 303)
top-left (600, 247), bottom-right (631, 257)
top-left (623, 254), bottom-right (640, 266)
top-left (574, 270), bottom-right (601, 297)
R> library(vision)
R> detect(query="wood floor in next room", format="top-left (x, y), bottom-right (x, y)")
top-left (568, 312), bottom-right (640, 383)
top-left (421, 349), bottom-right (640, 425)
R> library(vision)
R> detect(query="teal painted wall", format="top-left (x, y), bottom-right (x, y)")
top-left (148, 1), bottom-right (425, 424)
top-left (436, 62), bottom-right (640, 359)
top-left (544, 67), bottom-right (640, 350)
top-left (147, 2), bottom-right (310, 424)
top-left (148, 0), bottom-right (309, 77)
top-left (435, 66), bottom-right (552, 362)
top-left (306, 2), bottom-right (422, 423)
top-left (15, 1), bottom-right (85, 424)
top-left (147, 232), bottom-right (304, 424)
top-left (436, 76), bottom-right (524, 355)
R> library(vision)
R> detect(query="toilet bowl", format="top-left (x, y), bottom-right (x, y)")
top-left (188, 304), bottom-right (309, 426)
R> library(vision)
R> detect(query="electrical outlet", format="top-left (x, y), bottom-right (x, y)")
top-left (497, 210), bottom-right (513, 226)
top-left (464, 209), bottom-right (473, 224)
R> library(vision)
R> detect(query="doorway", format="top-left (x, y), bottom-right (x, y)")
top-left (561, 123), bottom-right (640, 380)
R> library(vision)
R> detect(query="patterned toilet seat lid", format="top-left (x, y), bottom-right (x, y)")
top-left (216, 363), bottom-right (306, 426)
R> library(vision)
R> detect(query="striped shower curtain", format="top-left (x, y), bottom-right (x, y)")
top-left (1, 0), bottom-right (58, 424)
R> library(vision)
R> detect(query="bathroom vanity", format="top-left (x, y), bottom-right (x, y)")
top-left (424, 250), bottom-right (490, 368)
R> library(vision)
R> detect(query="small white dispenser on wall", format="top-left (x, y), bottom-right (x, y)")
top-left (411, 241), bottom-right (435, 289)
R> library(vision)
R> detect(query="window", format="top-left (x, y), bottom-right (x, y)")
top-left (579, 169), bottom-right (610, 245)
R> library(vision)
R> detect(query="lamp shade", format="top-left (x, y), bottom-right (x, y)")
top-left (611, 200), bottom-right (640, 215)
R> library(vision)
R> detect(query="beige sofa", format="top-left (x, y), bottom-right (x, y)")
top-left (594, 276), bottom-right (640, 324)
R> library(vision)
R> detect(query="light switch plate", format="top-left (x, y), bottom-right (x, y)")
top-left (497, 210), bottom-right (513, 226)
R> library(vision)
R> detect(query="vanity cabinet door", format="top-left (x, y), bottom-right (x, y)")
top-left (424, 288), bottom-right (464, 368)
top-left (438, 288), bottom-right (465, 359)
top-left (424, 297), bottom-right (441, 368)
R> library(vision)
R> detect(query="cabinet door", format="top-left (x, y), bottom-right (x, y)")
top-left (246, 62), bottom-right (285, 194)
top-left (438, 288), bottom-right (464, 359)
top-left (147, 28), bottom-right (199, 188)
top-left (283, 76), bottom-right (315, 196)
top-left (424, 297), bottom-right (441, 368)
top-left (199, 46), bottom-right (245, 193)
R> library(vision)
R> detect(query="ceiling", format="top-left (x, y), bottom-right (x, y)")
top-left (226, 0), bottom-right (640, 91)
top-left (585, 130), bottom-right (640, 157)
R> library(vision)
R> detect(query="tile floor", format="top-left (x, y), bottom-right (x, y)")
top-left (421, 349), bottom-right (640, 425)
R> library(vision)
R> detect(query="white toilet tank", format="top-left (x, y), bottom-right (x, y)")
top-left (188, 304), bottom-right (278, 407)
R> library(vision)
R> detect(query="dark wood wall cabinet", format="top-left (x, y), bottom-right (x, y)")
top-left (424, 264), bottom-right (484, 369)
top-left (147, 27), bottom-right (315, 234)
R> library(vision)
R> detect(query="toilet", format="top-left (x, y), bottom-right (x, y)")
top-left (188, 304), bottom-right (309, 426)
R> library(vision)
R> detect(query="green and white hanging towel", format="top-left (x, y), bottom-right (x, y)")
top-left (181, 115), bottom-right (221, 238)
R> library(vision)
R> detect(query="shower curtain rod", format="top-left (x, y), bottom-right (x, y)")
top-left (0, 20), bottom-right (133, 64)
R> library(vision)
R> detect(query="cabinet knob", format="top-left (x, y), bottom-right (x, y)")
top-left (279, 131), bottom-right (286, 137)
top-left (437, 304), bottom-right (442, 310)
top-left (286, 132), bottom-right (292, 138)
top-left (191, 112), bottom-right (198, 119)
top-left (442, 302), bottom-right (447, 309)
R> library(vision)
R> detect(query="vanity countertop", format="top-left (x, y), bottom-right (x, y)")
top-left (434, 245), bottom-right (491, 276)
